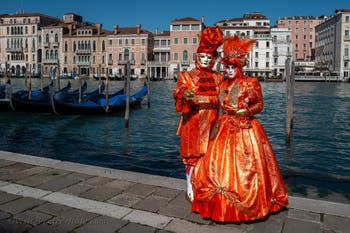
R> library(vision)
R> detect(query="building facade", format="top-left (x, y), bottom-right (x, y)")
top-left (315, 9), bottom-right (350, 80)
top-left (276, 16), bottom-right (326, 61)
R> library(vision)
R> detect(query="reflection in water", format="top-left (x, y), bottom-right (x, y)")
top-left (0, 78), bottom-right (349, 203)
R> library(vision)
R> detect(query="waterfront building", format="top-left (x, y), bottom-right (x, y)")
top-left (169, 17), bottom-right (203, 77)
top-left (0, 12), bottom-right (61, 77)
top-left (315, 9), bottom-right (350, 81)
top-left (148, 29), bottom-right (170, 80)
top-left (107, 24), bottom-right (154, 78)
top-left (271, 27), bottom-right (292, 77)
top-left (215, 12), bottom-right (276, 78)
top-left (276, 15), bottom-right (326, 61)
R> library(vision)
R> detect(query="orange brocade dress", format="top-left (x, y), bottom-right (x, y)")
top-left (192, 75), bottom-right (288, 222)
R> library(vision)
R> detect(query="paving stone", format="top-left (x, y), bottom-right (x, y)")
top-left (125, 183), bottom-right (157, 197)
top-left (323, 214), bottom-right (350, 233)
top-left (165, 218), bottom-right (244, 233)
top-left (83, 176), bottom-right (115, 186)
top-left (60, 183), bottom-right (93, 196)
top-left (246, 217), bottom-right (284, 233)
top-left (108, 192), bottom-right (143, 207)
top-left (167, 191), bottom-right (191, 209)
top-left (153, 187), bottom-right (182, 200)
top-left (33, 202), bottom-right (74, 217)
top-left (103, 178), bottom-right (136, 190)
top-left (184, 211), bottom-right (212, 225)
top-left (0, 191), bottom-right (21, 204)
top-left (14, 209), bottom-right (53, 226)
top-left (288, 208), bottom-right (321, 223)
top-left (123, 209), bottom-right (173, 229)
top-left (0, 162), bottom-right (34, 174)
top-left (118, 222), bottom-right (156, 233)
top-left (79, 186), bottom-right (123, 201)
top-left (0, 210), bottom-right (11, 220)
top-left (36, 173), bottom-right (83, 192)
top-left (133, 195), bottom-right (170, 213)
top-left (74, 215), bottom-right (128, 233)
top-left (283, 217), bottom-right (321, 233)
top-left (0, 218), bottom-right (32, 233)
top-left (16, 168), bottom-right (69, 187)
top-left (0, 159), bottom-right (16, 168)
top-left (0, 166), bottom-right (50, 182)
top-left (158, 202), bottom-right (191, 219)
top-left (0, 197), bottom-right (45, 214)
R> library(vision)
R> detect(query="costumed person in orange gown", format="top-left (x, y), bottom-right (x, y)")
top-left (173, 26), bottom-right (224, 202)
top-left (191, 35), bottom-right (288, 222)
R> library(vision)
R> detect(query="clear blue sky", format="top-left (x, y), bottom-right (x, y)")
top-left (1, 0), bottom-right (349, 32)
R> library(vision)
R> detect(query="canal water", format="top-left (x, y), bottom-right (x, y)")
top-left (0, 78), bottom-right (349, 204)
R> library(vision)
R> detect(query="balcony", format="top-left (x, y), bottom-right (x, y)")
top-left (76, 61), bottom-right (90, 66)
top-left (108, 60), bottom-right (113, 65)
top-left (43, 42), bottom-right (50, 48)
top-left (42, 58), bottom-right (58, 64)
top-left (118, 60), bottom-right (135, 65)
top-left (344, 36), bottom-right (350, 41)
top-left (76, 49), bottom-right (91, 55)
top-left (344, 55), bottom-right (350, 61)
top-left (53, 42), bottom-right (59, 47)
top-left (147, 61), bottom-right (169, 66)
top-left (6, 47), bottom-right (23, 53)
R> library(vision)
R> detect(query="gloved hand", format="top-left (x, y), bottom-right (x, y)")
top-left (183, 89), bottom-right (195, 101)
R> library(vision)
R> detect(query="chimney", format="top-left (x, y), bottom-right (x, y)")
top-left (136, 24), bottom-right (141, 34)
top-left (201, 16), bottom-right (204, 23)
top-left (96, 23), bottom-right (102, 35)
top-left (155, 27), bottom-right (158, 35)
top-left (67, 24), bottom-right (72, 36)
top-left (114, 24), bottom-right (119, 34)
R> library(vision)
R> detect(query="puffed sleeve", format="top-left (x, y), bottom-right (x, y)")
top-left (173, 71), bottom-right (192, 113)
top-left (246, 78), bottom-right (264, 116)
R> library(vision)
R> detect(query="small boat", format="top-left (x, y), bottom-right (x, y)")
top-left (11, 81), bottom-right (72, 113)
top-left (52, 84), bottom-right (147, 115)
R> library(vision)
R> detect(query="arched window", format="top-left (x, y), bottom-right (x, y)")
top-left (64, 41), bottom-right (68, 52)
top-left (93, 40), bottom-right (96, 51)
top-left (102, 40), bottom-right (106, 51)
top-left (183, 50), bottom-right (188, 61)
top-left (123, 49), bottom-right (129, 61)
top-left (46, 34), bottom-right (49, 43)
top-left (50, 50), bottom-right (54, 59)
top-left (46, 50), bottom-right (49, 59)
top-left (55, 33), bottom-right (58, 43)
top-left (73, 41), bottom-right (76, 51)
top-left (55, 50), bottom-right (58, 59)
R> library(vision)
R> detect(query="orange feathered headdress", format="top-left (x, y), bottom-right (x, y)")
top-left (221, 35), bottom-right (256, 67)
top-left (197, 26), bottom-right (224, 56)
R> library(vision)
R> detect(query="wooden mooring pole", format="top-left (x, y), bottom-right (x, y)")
top-left (285, 58), bottom-right (295, 145)
top-left (105, 67), bottom-right (109, 114)
top-left (124, 61), bottom-right (131, 128)
top-left (147, 74), bottom-right (151, 107)
top-left (28, 65), bottom-right (32, 100)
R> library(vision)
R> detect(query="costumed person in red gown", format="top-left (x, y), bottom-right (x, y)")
top-left (173, 26), bottom-right (224, 202)
top-left (191, 35), bottom-right (288, 222)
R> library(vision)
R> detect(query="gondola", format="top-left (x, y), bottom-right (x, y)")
top-left (52, 84), bottom-right (147, 115)
top-left (11, 81), bottom-right (72, 113)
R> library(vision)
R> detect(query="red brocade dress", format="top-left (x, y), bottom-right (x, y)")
top-left (173, 68), bottom-right (223, 166)
top-left (192, 74), bottom-right (288, 222)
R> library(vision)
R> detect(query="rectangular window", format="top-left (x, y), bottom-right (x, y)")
top-left (119, 39), bottom-right (122, 45)
top-left (255, 52), bottom-right (258, 58)
top-left (266, 52), bottom-right (269, 58)
top-left (174, 38), bottom-right (178, 44)
top-left (174, 53), bottom-right (178, 60)
top-left (109, 39), bottom-right (112, 46)
top-left (274, 57), bottom-right (278, 64)
top-left (182, 25), bottom-right (190, 30)
top-left (191, 24), bottom-right (200, 30)
top-left (266, 62), bottom-right (269, 67)
top-left (183, 38), bottom-right (188, 44)
top-left (255, 62), bottom-right (258, 68)
top-left (131, 39), bottom-right (135, 45)
top-left (192, 37), bottom-right (197, 44)
top-left (142, 39), bottom-right (145, 45)
top-left (172, 25), bottom-right (180, 30)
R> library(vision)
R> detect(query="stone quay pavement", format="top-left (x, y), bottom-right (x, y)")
top-left (0, 151), bottom-right (349, 233)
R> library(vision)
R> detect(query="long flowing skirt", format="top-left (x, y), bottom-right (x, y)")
top-left (192, 115), bottom-right (288, 222)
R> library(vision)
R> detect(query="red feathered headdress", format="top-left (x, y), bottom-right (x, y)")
top-left (197, 26), bottom-right (224, 56)
top-left (221, 35), bottom-right (256, 67)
